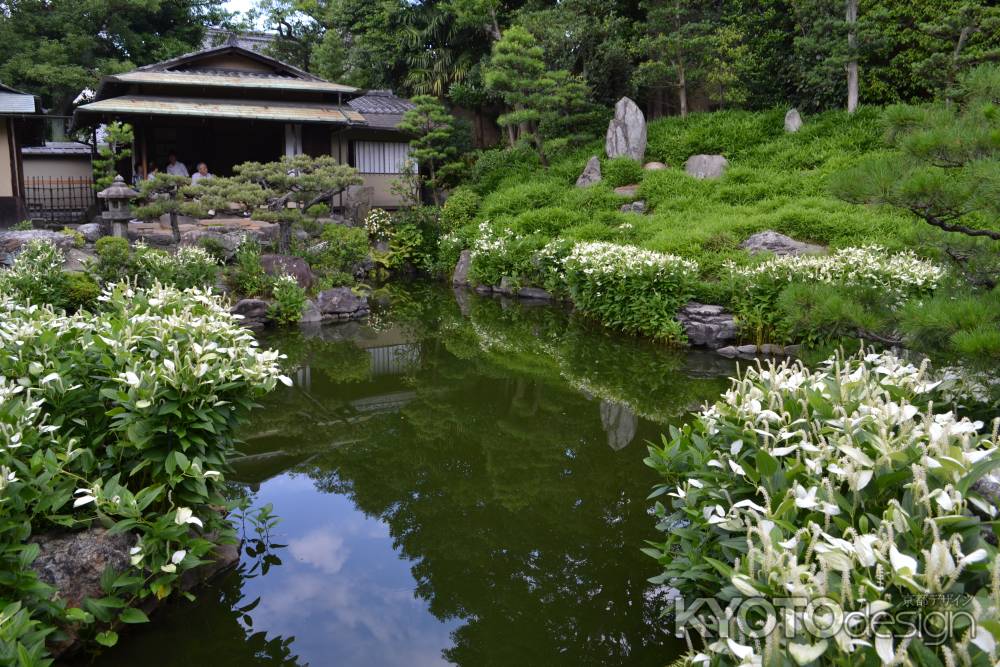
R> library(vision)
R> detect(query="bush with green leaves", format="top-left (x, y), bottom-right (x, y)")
top-left (603, 157), bottom-right (644, 188)
top-left (561, 241), bottom-right (698, 341)
top-left (0, 240), bottom-right (67, 307)
top-left (267, 275), bottom-right (307, 326)
top-left (228, 240), bottom-right (270, 298)
top-left (645, 349), bottom-right (1000, 666)
top-left (93, 236), bottom-right (131, 283)
top-left (313, 223), bottom-right (369, 284)
top-left (0, 282), bottom-right (288, 657)
top-left (440, 188), bottom-right (482, 230)
top-left (363, 208), bottom-right (392, 243)
top-left (468, 221), bottom-right (548, 288)
top-left (91, 239), bottom-right (218, 290)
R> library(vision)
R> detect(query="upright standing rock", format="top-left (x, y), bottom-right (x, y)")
top-left (784, 108), bottom-right (803, 133)
top-left (605, 97), bottom-right (647, 162)
top-left (576, 156), bottom-right (602, 187)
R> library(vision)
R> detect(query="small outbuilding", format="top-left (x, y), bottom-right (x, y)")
top-left (0, 82), bottom-right (43, 225)
top-left (73, 40), bottom-right (417, 210)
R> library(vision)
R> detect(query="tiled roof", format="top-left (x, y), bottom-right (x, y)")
top-left (111, 70), bottom-right (358, 94)
top-left (22, 141), bottom-right (92, 156)
top-left (348, 91), bottom-right (415, 115)
top-left (76, 95), bottom-right (365, 124)
top-left (0, 83), bottom-right (40, 114)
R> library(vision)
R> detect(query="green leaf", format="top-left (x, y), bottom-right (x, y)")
top-left (118, 608), bottom-right (149, 624)
top-left (95, 631), bottom-right (118, 647)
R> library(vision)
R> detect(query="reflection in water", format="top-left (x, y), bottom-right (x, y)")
top-left (90, 285), bottom-right (737, 667)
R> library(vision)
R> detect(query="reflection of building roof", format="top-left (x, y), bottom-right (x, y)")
top-left (348, 90), bottom-right (415, 131)
top-left (78, 95), bottom-right (365, 124)
top-left (22, 141), bottom-right (92, 156)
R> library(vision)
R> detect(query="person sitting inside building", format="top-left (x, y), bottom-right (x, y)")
top-left (166, 152), bottom-right (189, 177)
top-left (146, 165), bottom-right (159, 180)
top-left (191, 162), bottom-right (213, 184)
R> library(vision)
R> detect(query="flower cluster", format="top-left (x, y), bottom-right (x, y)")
top-left (470, 220), bottom-right (514, 258)
top-left (0, 239), bottom-right (67, 305)
top-left (728, 245), bottom-right (946, 304)
top-left (647, 349), bottom-right (1000, 666)
top-left (564, 241), bottom-right (698, 280)
top-left (131, 242), bottom-right (219, 289)
top-left (364, 207), bottom-right (393, 242)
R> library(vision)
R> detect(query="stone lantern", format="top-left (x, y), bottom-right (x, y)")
top-left (97, 175), bottom-right (139, 238)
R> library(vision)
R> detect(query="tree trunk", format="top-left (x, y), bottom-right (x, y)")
top-left (677, 63), bottom-right (688, 118)
top-left (846, 0), bottom-right (859, 113)
top-left (169, 210), bottom-right (180, 244)
top-left (946, 26), bottom-right (974, 102)
top-left (279, 221), bottom-right (292, 254)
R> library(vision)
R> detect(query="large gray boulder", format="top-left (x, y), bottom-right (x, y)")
top-left (684, 155), bottom-right (729, 180)
top-left (32, 528), bottom-right (135, 608)
top-left (180, 229), bottom-right (242, 261)
top-left (260, 254), bottom-right (314, 290)
top-left (741, 230), bottom-right (826, 256)
top-left (317, 287), bottom-right (369, 319)
top-left (62, 248), bottom-right (96, 273)
top-left (77, 222), bottom-right (104, 243)
top-left (0, 229), bottom-right (76, 255)
top-left (576, 156), bottom-right (602, 187)
top-left (452, 249), bottom-right (472, 286)
top-left (784, 108), bottom-right (803, 133)
top-left (231, 298), bottom-right (270, 324)
top-left (300, 298), bottom-right (323, 324)
top-left (605, 97), bottom-right (647, 162)
top-left (677, 302), bottom-right (736, 348)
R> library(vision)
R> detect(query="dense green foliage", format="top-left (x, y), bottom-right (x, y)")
top-left (646, 349), bottom-right (1000, 665)
top-left (0, 247), bottom-right (286, 661)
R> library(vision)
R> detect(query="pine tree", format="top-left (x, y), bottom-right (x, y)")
top-left (916, 1), bottom-right (1000, 98)
top-left (398, 95), bottom-right (459, 205)
top-left (132, 174), bottom-right (194, 244)
top-left (831, 65), bottom-right (1000, 245)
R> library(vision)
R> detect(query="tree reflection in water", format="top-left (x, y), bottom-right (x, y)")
top-left (93, 285), bottom-right (736, 667)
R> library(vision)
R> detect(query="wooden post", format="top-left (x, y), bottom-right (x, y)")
top-left (140, 122), bottom-right (148, 179)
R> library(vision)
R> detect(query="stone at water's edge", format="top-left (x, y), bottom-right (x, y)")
top-left (32, 528), bottom-right (135, 609)
top-left (300, 298), bottom-right (323, 324)
top-left (518, 286), bottom-right (553, 300)
top-left (684, 155), bottom-right (729, 180)
top-left (317, 287), bottom-right (369, 320)
top-left (452, 249), bottom-right (472, 286)
top-left (676, 302), bottom-right (736, 349)
top-left (605, 97), bottom-right (647, 162)
top-left (784, 108), bottom-right (803, 133)
top-left (231, 298), bottom-right (271, 328)
top-left (261, 254), bottom-right (314, 290)
top-left (576, 156), bottom-right (602, 187)
top-left (740, 230), bottom-right (826, 256)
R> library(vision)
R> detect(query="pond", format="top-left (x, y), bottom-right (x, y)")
top-left (86, 285), bottom-right (738, 667)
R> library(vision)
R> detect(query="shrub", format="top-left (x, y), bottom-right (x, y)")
top-left (267, 274), bottom-right (307, 325)
top-left (468, 146), bottom-right (540, 194)
top-left (440, 188), bottom-right (481, 230)
top-left (0, 240), bottom-right (66, 307)
top-left (645, 349), bottom-right (1000, 665)
top-left (0, 283), bottom-right (288, 657)
top-left (198, 236), bottom-right (228, 263)
top-left (228, 240), bottom-right (270, 297)
top-left (94, 236), bottom-right (131, 283)
top-left (60, 227), bottom-right (85, 248)
top-left (468, 221), bottom-right (547, 288)
top-left (12, 220), bottom-right (33, 231)
top-left (479, 180), bottom-right (565, 220)
top-left (132, 244), bottom-right (218, 290)
top-left (63, 272), bottom-right (101, 311)
top-left (316, 224), bottom-right (369, 279)
top-left (511, 206), bottom-right (578, 236)
top-left (562, 241), bottom-right (698, 341)
top-left (603, 157), bottom-right (643, 188)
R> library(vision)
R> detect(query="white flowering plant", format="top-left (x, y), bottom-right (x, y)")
top-left (646, 349), bottom-right (1000, 665)
top-left (364, 207), bottom-right (393, 242)
top-left (267, 274), bottom-right (307, 325)
top-left (468, 220), bottom-right (548, 288)
top-left (562, 241), bottom-right (699, 342)
top-left (0, 282), bottom-right (288, 655)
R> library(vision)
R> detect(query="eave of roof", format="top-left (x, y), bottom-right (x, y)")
top-left (111, 70), bottom-right (358, 94)
top-left (22, 141), bottom-right (92, 156)
top-left (76, 95), bottom-right (366, 124)
top-left (134, 43), bottom-right (323, 82)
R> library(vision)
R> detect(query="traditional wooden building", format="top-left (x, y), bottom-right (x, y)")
top-left (0, 83), bottom-right (43, 225)
top-left (73, 41), bottom-right (416, 209)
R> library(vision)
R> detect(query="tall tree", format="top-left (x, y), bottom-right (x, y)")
top-left (0, 0), bottom-right (229, 114)
top-left (397, 95), bottom-right (459, 205)
top-left (915, 1), bottom-right (1000, 98)
top-left (633, 0), bottom-right (716, 118)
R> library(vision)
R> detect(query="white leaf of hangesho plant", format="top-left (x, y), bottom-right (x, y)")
top-left (170, 549), bottom-right (187, 565)
top-left (73, 495), bottom-right (96, 507)
top-left (875, 634), bottom-right (895, 665)
top-left (853, 534), bottom-right (879, 567)
top-left (733, 499), bottom-right (768, 514)
top-left (160, 563), bottom-right (177, 573)
top-left (928, 541), bottom-right (956, 577)
top-left (788, 640), bottom-right (828, 665)
top-left (129, 545), bottom-right (143, 566)
top-left (770, 445), bottom-right (797, 457)
top-left (731, 574), bottom-right (760, 596)
top-left (125, 371), bottom-right (140, 386)
top-left (689, 654), bottom-right (710, 665)
top-left (959, 548), bottom-right (988, 566)
top-left (793, 484), bottom-right (818, 509)
top-left (174, 507), bottom-right (204, 528)
top-left (728, 460), bottom-right (746, 476)
top-left (730, 440), bottom-right (743, 455)
top-left (970, 625), bottom-right (997, 653)
top-left (889, 545), bottom-right (918, 576)
top-left (814, 543), bottom-right (854, 571)
top-left (727, 639), bottom-right (756, 661)
top-left (278, 375), bottom-right (293, 387)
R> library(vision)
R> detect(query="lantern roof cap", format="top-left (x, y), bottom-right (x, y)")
top-left (97, 174), bottom-right (139, 199)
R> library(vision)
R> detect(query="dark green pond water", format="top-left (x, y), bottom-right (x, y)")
top-left (86, 285), bottom-right (737, 667)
